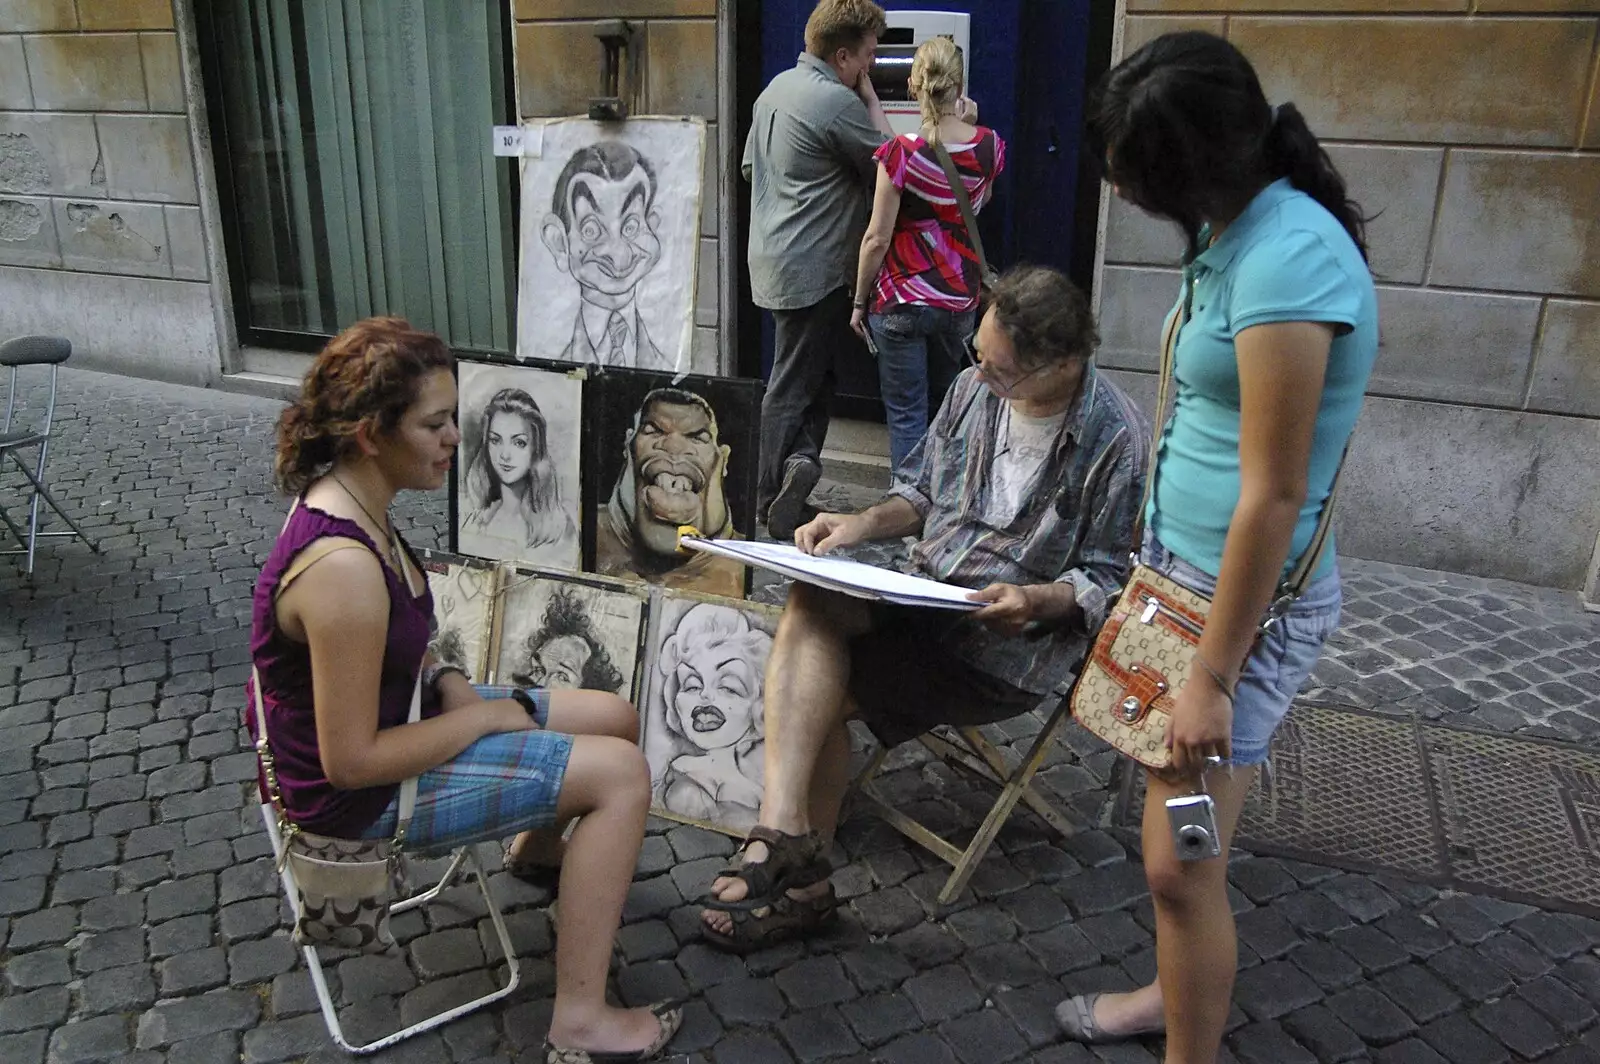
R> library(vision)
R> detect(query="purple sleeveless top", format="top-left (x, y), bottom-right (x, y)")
top-left (246, 502), bottom-right (438, 837)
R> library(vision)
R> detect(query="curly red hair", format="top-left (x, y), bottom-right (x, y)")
top-left (274, 317), bottom-right (454, 496)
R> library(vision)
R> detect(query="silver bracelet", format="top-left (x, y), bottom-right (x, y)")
top-left (1194, 655), bottom-right (1236, 703)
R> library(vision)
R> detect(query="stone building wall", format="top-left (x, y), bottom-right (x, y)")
top-left (0, 0), bottom-right (221, 385)
top-left (512, 0), bottom-right (728, 373)
top-left (1097, 2), bottom-right (1600, 589)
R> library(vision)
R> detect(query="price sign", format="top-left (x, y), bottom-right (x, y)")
top-left (491, 125), bottom-right (523, 157)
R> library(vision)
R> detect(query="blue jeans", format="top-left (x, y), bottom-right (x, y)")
top-left (867, 304), bottom-right (976, 475)
top-left (1141, 532), bottom-right (1343, 766)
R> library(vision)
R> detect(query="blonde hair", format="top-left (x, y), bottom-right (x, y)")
top-left (804, 0), bottom-right (888, 62)
top-left (910, 36), bottom-right (964, 146)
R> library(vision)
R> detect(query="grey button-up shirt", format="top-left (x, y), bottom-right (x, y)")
top-left (742, 54), bottom-right (887, 311)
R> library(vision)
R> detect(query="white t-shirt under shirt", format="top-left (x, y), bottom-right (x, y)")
top-left (989, 404), bottom-right (1068, 525)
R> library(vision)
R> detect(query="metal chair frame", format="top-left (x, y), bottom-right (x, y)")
top-left (259, 803), bottom-right (521, 1055)
top-left (0, 337), bottom-right (99, 574)
top-left (851, 689), bottom-right (1081, 906)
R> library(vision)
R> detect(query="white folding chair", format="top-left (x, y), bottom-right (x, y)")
top-left (259, 804), bottom-right (521, 1054)
top-left (0, 336), bottom-right (99, 575)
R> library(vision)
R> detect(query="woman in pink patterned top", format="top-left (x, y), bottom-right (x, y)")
top-left (851, 35), bottom-right (1007, 473)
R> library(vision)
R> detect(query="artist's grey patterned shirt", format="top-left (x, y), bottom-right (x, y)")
top-left (890, 364), bottom-right (1149, 696)
top-left (742, 54), bottom-right (886, 310)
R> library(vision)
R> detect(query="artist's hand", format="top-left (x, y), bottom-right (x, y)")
top-left (967, 583), bottom-right (1034, 636)
top-left (796, 512), bottom-right (866, 555)
top-left (849, 307), bottom-right (869, 342)
top-left (955, 95), bottom-right (978, 123)
top-left (1164, 672), bottom-right (1232, 779)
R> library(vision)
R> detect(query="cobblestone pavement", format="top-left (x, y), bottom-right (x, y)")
top-left (2, 368), bottom-right (1598, 1064)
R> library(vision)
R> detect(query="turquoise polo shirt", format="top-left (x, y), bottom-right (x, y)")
top-left (1148, 178), bottom-right (1378, 580)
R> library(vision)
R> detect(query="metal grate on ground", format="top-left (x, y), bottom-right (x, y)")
top-left (1223, 705), bottom-right (1600, 917)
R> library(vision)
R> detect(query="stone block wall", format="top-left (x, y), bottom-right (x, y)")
top-left (1099, 2), bottom-right (1600, 589)
top-left (511, 0), bottom-right (727, 373)
top-left (0, 0), bottom-right (220, 384)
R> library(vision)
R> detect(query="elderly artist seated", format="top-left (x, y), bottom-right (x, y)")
top-left (700, 265), bottom-right (1148, 951)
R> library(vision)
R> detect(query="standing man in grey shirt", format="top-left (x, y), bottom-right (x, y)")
top-left (744, 0), bottom-right (893, 538)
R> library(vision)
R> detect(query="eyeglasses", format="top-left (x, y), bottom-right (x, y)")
top-left (963, 333), bottom-right (1049, 394)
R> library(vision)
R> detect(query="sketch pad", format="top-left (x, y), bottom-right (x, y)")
top-left (680, 538), bottom-right (982, 611)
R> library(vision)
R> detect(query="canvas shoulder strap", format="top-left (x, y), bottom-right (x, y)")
top-left (932, 141), bottom-right (989, 277)
top-left (274, 538), bottom-right (371, 602)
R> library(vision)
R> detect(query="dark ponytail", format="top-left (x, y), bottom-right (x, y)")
top-left (1091, 32), bottom-right (1369, 265)
top-left (1265, 103), bottom-right (1367, 261)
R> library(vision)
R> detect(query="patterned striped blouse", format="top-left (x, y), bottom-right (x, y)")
top-left (888, 365), bottom-right (1149, 696)
top-left (870, 129), bottom-right (1007, 314)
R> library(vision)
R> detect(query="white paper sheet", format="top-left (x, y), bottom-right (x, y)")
top-left (682, 538), bottom-right (982, 611)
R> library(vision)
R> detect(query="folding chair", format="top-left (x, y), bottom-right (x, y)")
top-left (259, 804), bottom-right (521, 1054)
top-left (0, 336), bottom-right (99, 575)
top-left (850, 684), bottom-right (1082, 905)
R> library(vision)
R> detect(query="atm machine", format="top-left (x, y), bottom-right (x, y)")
top-left (869, 11), bottom-right (972, 137)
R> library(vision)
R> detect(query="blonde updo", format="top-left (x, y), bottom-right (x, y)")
top-left (909, 35), bottom-right (964, 145)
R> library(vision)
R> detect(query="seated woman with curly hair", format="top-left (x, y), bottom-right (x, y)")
top-left (248, 317), bottom-right (679, 1063)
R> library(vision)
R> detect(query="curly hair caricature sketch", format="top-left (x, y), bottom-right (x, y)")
top-left (492, 573), bottom-right (647, 702)
top-left (512, 585), bottom-right (627, 693)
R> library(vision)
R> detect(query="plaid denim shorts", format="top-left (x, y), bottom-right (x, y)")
top-left (1141, 533), bottom-right (1342, 766)
top-left (360, 685), bottom-right (571, 853)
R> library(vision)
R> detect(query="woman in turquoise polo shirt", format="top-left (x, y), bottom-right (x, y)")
top-left (1055, 33), bottom-right (1379, 1061)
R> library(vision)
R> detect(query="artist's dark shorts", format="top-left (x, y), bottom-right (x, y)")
top-left (847, 604), bottom-right (1040, 748)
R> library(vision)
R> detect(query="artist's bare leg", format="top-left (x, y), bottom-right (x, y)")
top-left (702, 584), bottom-right (871, 934)
top-left (544, 735), bottom-right (667, 1054)
top-left (1071, 766), bottom-right (1257, 1057)
top-left (509, 690), bottom-right (639, 869)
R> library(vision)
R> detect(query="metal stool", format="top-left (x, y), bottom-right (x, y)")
top-left (0, 336), bottom-right (99, 574)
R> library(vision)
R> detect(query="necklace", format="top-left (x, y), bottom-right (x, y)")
top-left (329, 473), bottom-right (404, 575)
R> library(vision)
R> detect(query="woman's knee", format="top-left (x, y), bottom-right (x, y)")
top-left (1143, 844), bottom-right (1227, 912)
top-left (594, 692), bottom-right (639, 742)
top-left (563, 735), bottom-right (650, 811)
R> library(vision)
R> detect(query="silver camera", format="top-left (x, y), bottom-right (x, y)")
top-left (1165, 793), bottom-right (1222, 861)
top-left (1166, 755), bottom-right (1224, 862)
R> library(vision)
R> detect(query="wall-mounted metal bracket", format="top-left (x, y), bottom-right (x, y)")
top-left (589, 19), bottom-right (637, 122)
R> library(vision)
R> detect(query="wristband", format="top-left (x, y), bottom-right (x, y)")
top-left (423, 662), bottom-right (467, 693)
top-left (509, 687), bottom-right (546, 727)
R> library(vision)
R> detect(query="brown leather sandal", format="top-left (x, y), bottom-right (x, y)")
top-left (701, 880), bottom-right (839, 955)
top-left (699, 825), bottom-right (828, 913)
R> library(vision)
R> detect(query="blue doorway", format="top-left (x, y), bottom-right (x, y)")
top-left (737, 0), bottom-right (1098, 413)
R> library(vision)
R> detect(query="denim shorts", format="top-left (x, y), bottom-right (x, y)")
top-left (360, 685), bottom-right (572, 854)
top-left (1141, 533), bottom-right (1342, 766)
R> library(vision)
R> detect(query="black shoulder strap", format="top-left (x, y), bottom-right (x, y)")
top-left (932, 141), bottom-right (989, 277)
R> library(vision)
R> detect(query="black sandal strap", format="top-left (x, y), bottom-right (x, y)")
top-left (701, 827), bottom-right (826, 913)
